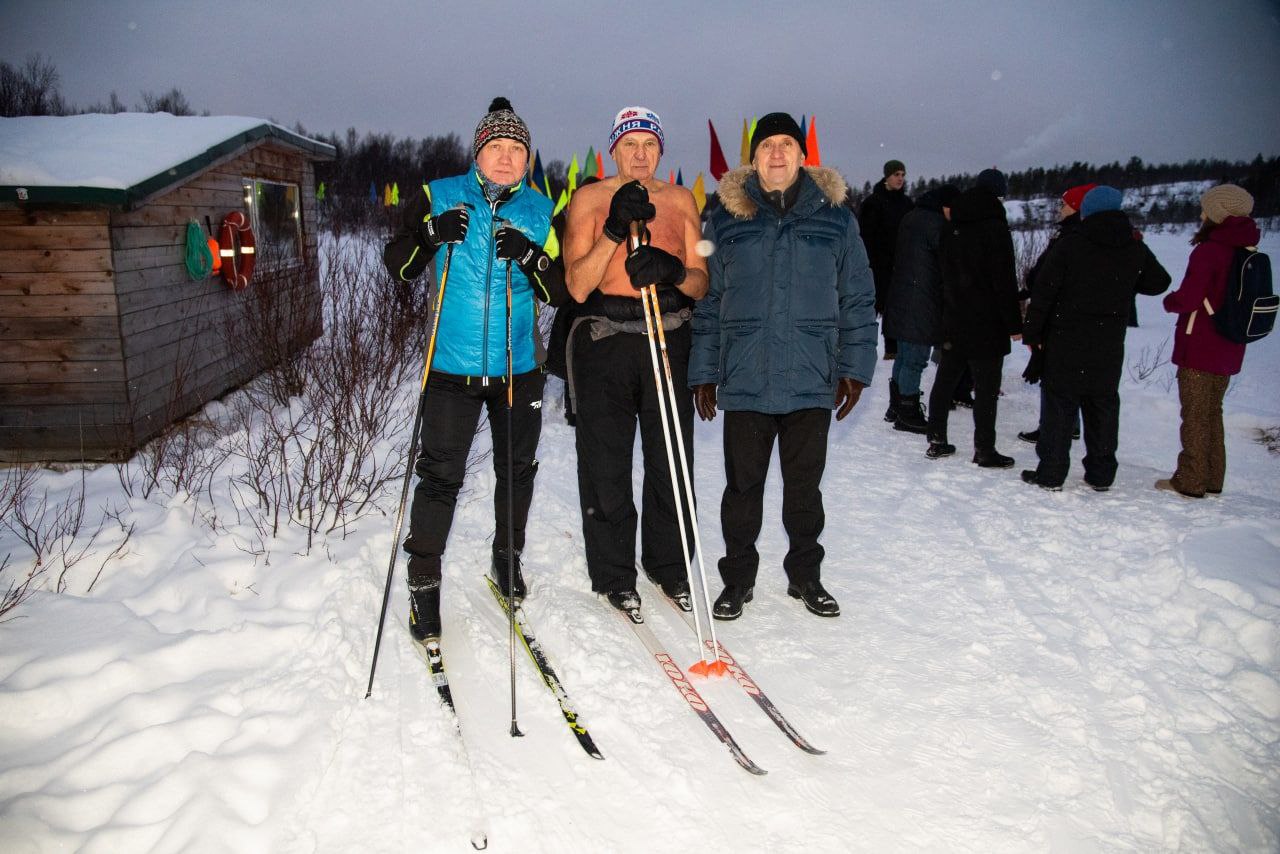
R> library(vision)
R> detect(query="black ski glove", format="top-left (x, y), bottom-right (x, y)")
top-left (604, 180), bottom-right (655, 243)
top-left (625, 244), bottom-right (686, 290)
top-left (421, 207), bottom-right (469, 248)
top-left (494, 226), bottom-right (546, 273)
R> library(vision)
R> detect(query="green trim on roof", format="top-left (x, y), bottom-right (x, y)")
top-left (0, 123), bottom-right (335, 210)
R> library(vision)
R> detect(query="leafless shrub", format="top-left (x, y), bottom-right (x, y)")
top-left (1014, 227), bottom-right (1051, 290)
top-left (1256, 427), bottom-right (1280, 454)
top-left (1128, 336), bottom-right (1175, 391)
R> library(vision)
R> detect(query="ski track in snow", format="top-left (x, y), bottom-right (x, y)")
top-left (1, 229), bottom-right (1278, 853)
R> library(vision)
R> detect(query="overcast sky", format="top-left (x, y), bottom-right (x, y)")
top-left (3, 0), bottom-right (1279, 188)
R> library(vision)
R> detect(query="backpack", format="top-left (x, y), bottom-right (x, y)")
top-left (1206, 247), bottom-right (1276, 344)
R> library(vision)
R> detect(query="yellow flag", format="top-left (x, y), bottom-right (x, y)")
top-left (552, 188), bottom-right (569, 217)
top-left (740, 119), bottom-right (750, 166)
top-left (383, 183), bottom-right (392, 207)
top-left (391, 182), bottom-right (400, 205)
top-left (691, 172), bottom-right (706, 214)
top-left (568, 154), bottom-right (580, 195)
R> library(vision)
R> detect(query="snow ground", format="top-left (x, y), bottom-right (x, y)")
top-left (1, 227), bottom-right (1278, 854)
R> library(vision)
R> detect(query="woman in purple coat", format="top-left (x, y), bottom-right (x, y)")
top-left (1157, 184), bottom-right (1259, 498)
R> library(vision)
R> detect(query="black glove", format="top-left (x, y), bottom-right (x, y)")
top-left (604, 180), bottom-right (655, 243)
top-left (834, 378), bottom-right (864, 421)
top-left (421, 207), bottom-right (468, 248)
top-left (495, 226), bottom-right (541, 270)
top-left (625, 245), bottom-right (686, 290)
top-left (1022, 346), bottom-right (1043, 384)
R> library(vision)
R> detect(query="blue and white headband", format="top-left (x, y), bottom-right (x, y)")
top-left (609, 106), bottom-right (664, 154)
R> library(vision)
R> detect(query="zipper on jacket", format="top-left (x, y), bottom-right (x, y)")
top-left (481, 197), bottom-right (500, 384)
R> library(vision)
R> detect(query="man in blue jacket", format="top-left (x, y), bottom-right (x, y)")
top-left (383, 98), bottom-right (566, 642)
top-left (689, 113), bottom-right (877, 620)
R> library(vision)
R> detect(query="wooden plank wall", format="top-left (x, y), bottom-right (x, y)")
top-left (0, 141), bottom-right (324, 462)
top-left (0, 208), bottom-right (131, 460)
top-left (112, 141), bottom-right (323, 453)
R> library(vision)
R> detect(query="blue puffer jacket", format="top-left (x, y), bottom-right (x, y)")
top-left (689, 166), bottom-right (877, 414)
top-left (396, 166), bottom-right (553, 376)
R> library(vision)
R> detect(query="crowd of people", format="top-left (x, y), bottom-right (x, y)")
top-left (382, 97), bottom-right (1262, 640)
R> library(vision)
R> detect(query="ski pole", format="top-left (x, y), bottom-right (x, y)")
top-left (629, 222), bottom-right (725, 677)
top-left (504, 254), bottom-right (523, 738)
top-left (365, 233), bottom-right (457, 699)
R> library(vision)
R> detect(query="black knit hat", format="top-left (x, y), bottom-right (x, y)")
top-left (750, 112), bottom-right (806, 161)
top-left (976, 168), bottom-right (1008, 198)
top-left (473, 97), bottom-right (530, 159)
top-left (884, 159), bottom-right (906, 177)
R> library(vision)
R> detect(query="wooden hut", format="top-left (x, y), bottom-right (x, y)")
top-left (0, 114), bottom-right (336, 461)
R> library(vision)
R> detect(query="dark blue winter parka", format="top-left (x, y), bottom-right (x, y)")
top-left (689, 166), bottom-right (877, 414)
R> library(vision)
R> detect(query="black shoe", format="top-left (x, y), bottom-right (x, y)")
top-left (892, 394), bottom-right (929, 434)
top-left (1021, 469), bottom-right (1062, 491)
top-left (491, 548), bottom-right (526, 601)
top-left (661, 577), bottom-right (692, 612)
top-left (926, 439), bottom-right (956, 459)
top-left (884, 379), bottom-right (900, 423)
top-left (605, 590), bottom-right (641, 612)
top-left (952, 392), bottom-right (974, 409)
top-left (973, 450), bottom-right (1015, 469)
top-left (408, 580), bottom-right (441, 642)
top-left (712, 585), bottom-right (753, 620)
top-left (1083, 477), bottom-right (1111, 492)
top-left (1018, 428), bottom-right (1039, 444)
top-left (787, 580), bottom-right (840, 617)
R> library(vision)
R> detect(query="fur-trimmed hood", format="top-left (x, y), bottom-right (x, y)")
top-left (716, 165), bottom-right (849, 219)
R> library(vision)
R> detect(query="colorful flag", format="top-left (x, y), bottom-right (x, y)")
top-left (568, 154), bottom-right (580, 195)
top-left (804, 116), bottom-right (821, 166)
top-left (552, 188), bottom-right (569, 217)
top-left (391, 182), bottom-right (400, 206)
top-left (369, 181), bottom-right (377, 204)
top-left (596, 151), bottom-right (604, 178)
top-left (740, 119), bottom-right (750, 166)
top-left (691, 173), bottom-right (706, 214)
top-left (383, 183), bottom-right (392, 207)
top-left (316, 181), bottom-right (326, 202)
top-left (708, 120), bottom-right (729, 180)
top-left (584, 146), bottom-right (597, 178)
top-left (668, 169), bottom-right (675, 184)
top-left (676, 169), bottom-right (684, 186)
top-left (530, 150), bottom-right (547, 195)
top-left (800, 115), bottom-right (807, 138)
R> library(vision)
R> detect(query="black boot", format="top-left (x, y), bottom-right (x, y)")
top-left (1017, 428), bottom-right (1039, 444)
top-left (787, 579), bottom-right (840, 617)
top-left (712, 585), bottom-right (753, 620)
top-left (605, 590), bottom-right (641, 612)
top-left (491, 548), bottom-right (526, 601)
top-left (893, 393), bottom-right (929, 434)
top-left (973, 449), bottom-right (1015, 469)
top-left (926, 431), bottom-right (956, 459)
top-left (883, 379), bottom-right (900, 423)
top-left (408, 580), bottom-right (441, 642)
top-left (661, 576), bottom-right (692, 612)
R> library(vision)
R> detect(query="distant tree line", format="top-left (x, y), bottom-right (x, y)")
top-left (5, 52), bottom-right (1275, 228)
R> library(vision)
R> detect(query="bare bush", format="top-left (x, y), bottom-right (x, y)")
top-left (1014, 227), bottom-right (1051, 291)
top-left (1128, 336), bottom-right (1173, 389)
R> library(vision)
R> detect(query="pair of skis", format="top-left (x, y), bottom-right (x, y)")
top-left (418, 575), bottom-right (821, 777)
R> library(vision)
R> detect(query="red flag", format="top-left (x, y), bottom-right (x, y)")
top-left (804, 116), bottom-right (821, 166)
top-left (708, 120), bottom-right (729, 180)
top-left (596, 151), bottom-right (604, 178)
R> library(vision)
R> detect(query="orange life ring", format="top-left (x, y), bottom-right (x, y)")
top-left (219, 210), bottom-right (256, 290)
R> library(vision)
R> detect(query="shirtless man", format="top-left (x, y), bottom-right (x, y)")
top-left (562, 106), bottom-right (708, 611)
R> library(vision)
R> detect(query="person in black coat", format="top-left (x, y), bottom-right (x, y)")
top-left (881, 185), bottom-right (960, 432)
top-left (925, 169), bottom-right (1022, 467)
top-left (858, 159), bottom-right (914, 358)
top-left (1020, 186), bottom-right (1171, 490)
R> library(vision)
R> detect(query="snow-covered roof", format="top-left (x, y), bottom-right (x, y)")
top-left (0, 113), bottom-right (335, 208)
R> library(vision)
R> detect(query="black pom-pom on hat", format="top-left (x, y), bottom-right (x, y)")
top-left (488, 97), bottom-right (513, 114)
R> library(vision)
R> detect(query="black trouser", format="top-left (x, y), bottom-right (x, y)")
top-left (403, 369), bottom-right (545, 586)
top-left (573, 323), bottom-right (694, 594)
top-left (719, 408), bottom-right (830, 588)
top-left (927, 350), bottom-right (1003, 451)
top-left (1034, 385), bottom-right (1120, 488)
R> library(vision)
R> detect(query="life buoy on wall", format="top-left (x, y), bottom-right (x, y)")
top-left (219, 210), bottom-right (256, 290)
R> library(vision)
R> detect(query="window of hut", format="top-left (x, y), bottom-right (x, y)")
top-left (242, 178), bottom-right (302, 269)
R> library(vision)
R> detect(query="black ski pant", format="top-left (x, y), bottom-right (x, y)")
top-left (719, 408), bottom-right (830, 589)
top-left (403, 369), bottom-right (545, 586)
top-left (573, 323), bottom-right (694, 594)
top-left (927, 350), bottom-right (1004, 452)
top-left (1034, 385), bottom-right (1120, 488)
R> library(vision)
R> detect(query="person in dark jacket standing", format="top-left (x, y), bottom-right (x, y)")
top-left (382, 98), bottom-right (567, 642)
top-left (1016, 182), bottom-right (1096, 444)
top-left (925, 168), bottom-right (1021, 467)
top-left (1157, 184), bottom-right (1259, 498)
top-left (1020, 186), bottom-right (1171, 491)
top-left (881, 185), bottom-right (960, 433)
top-left (859, 159), bottom-right (914, 360)
top-left (689, 113), bottom-right (877, 620)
